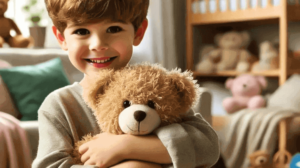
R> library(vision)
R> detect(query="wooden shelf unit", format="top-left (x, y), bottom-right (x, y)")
top-left (186, 0), bottom-right (300, 165)
top-left (186, 0), bottom-right (300, 85)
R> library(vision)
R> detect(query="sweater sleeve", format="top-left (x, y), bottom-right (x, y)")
top-left (32, 108), bottom-right (76, 168)
top-left (31, 90), bottom-right (99, 168)
top-left (154, 109), bottom-right (220, 168)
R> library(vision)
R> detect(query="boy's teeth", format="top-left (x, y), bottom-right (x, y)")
top-left (91, 58), bottom-right (110, 63)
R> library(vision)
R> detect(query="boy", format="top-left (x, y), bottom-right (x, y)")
top-left (33, 0), bottom-right (220, 167)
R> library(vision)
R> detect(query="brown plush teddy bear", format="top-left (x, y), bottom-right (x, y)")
top-left (248, 150), bottom-right (273, 168)
top-left (196, 31), bottom-right (254, 73)
top-left (72, 63), bottom-right (201, 164)
top-left (0, 0), bottom-right (33, 48)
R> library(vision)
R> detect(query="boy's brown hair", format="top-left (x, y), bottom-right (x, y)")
top-left (44, 0), bottom-right (149, 34)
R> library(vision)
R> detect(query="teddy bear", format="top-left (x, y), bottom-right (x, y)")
top-left (222, 74), bottom-right (267, 114)
top-left (248, 150), bottom-right (273, 168)
top-left (72, 62), bottom-right (201, 164)
top-left (0, 0), bottom-right (33, 48)
top-left (251, 41), bottom-right (279, 72)
top-left (196, 31), bottom-right (254, 73)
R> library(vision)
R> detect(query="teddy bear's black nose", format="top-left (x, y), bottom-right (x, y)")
top-left (134, 111), bottom-right (146, 122)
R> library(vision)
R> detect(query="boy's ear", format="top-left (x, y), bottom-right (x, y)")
top-left (133, 19), bottom-right (148, 46)
top-left (52, 26), bottom-right (68, 51)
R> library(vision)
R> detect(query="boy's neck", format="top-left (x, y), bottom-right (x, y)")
top-left (79, 75), bottom-right (92, 88)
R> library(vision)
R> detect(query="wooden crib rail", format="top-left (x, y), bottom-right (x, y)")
top-left (191, 0), bottom-right (286, 14)
top-left (188, 0), bottom-right (300, 25)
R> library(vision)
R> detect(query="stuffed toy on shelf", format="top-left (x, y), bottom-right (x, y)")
top-left (71, 63), bottom-right (202, 164)
top-left (223, 74), bottom-right (267, 114)
top-left (0, 0), bottom-right (33, 48)
top-left (196, 31), bottom-right (255, 73)
top-left (248, 150), bottom-right (273, 168)
top-left (251, 41), bottom-right (279, 72)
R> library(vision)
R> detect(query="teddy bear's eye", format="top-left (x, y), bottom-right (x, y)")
top-left (147, 100), bottom-right (155, 109)
top-left (123, 100), bottom-right (131, 108)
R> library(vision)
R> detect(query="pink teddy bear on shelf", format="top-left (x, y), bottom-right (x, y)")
top-left (223, 74), bottom-right (267, 114)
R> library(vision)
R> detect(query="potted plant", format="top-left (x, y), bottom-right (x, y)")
top-left (23, 0), bottom-right (46, 48)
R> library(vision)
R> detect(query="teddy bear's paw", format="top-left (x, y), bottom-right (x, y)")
top-left (195, 59), bottom-right (215, 73)
top-left (222, 97), bottom-right (242, 114)
top-left (216, 63), bottom-right (227, 71)
top-left (236, 61), bottom-right (250, 72)
top-left (248, 96), bottom-right (266, 110)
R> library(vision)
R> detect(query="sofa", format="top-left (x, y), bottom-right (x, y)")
top-left (0, 48), bottom-right (213, 164)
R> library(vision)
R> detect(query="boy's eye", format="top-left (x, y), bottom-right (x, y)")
top-left (107, 26), bottom-right (122, 33)
top-left (73, 29), bottom-right (90, 35)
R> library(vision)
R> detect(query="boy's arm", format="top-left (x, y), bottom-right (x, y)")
top-left (32, 110), bottom-right (76, 168)
top-left (154, 109), bottom-right (220, 168)
top-left (33, 109), bottom-right (100, 168)
top-left (121, 134), bottom-right (172, 164)
top-left (123, 109), bottom-right (219, 168)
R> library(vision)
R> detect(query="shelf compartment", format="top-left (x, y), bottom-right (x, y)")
top-left (288, 5), bottom-right (300, 21)
top-left (288, 69), bottom-right (300, 75)
top-left (190, 6), bottom-right (282, 25)
top-left (193, 70), bottom-right (280, 77)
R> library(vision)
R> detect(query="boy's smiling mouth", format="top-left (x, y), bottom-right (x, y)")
top-left (84, 56), bottom-right (118, 68)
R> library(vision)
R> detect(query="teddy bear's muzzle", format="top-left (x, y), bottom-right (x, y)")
top-left (118, 104), bottom-right (161, 135)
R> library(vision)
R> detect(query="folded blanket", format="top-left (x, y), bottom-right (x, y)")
top-left (0, 112), bottom-right (32, 168)
top-left (216, 107), bottom-right (300, 168)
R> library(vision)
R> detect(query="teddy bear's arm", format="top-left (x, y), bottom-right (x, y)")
top-left (236, 49), bottom-right (252, 72)
top-left (207, 49), bottom-right (221, 63)
top-left (8, 19), bottom-right (22, 35)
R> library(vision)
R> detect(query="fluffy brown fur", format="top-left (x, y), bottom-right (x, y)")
top-left (72, 62), bottom-right (201, 164)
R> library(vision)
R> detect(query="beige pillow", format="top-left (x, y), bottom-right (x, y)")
top-left (268, 74), bottom-right (300, 112)
top-left (0, 76), bottom-right (21, 119)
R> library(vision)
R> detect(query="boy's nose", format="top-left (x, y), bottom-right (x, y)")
top-left (89, 38), bottom-right (109, 52)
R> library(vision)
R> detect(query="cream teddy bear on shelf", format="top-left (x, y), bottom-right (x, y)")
top-left (196, 31), bottom-right (253, 73)
top-left (251, 41), bottom-right (279, 72)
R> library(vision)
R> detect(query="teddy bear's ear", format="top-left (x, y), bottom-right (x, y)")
top-left (225, 78), bottom-right (234, 89)
top-left (240, 31), bottom-right (251, 47)
top-left (168, 68), bottom-right (201, 110)
top-left (256, 76), bottom-right (267, 89)
top-left (82, 69), bottom-right (116, 111)
top-left (214, 33), bottom-right (223, 46)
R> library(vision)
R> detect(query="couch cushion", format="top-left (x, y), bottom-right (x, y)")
top-left (0, 48), bottom-right (84, 83)
top-left (0, 58), bottom-right (70, 121)
top-left (268, 74), bottom-right (300, 112)
top-left (0, 76), bottom-right (21, 119)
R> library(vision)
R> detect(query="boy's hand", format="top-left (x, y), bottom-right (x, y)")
top-left (78, 133), bottom-right (127, 168)
top-left (110, 160), bottom-right (162, 168)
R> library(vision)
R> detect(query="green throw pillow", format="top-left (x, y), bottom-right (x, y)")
top-left (0, 58), bottom-right (70, 121)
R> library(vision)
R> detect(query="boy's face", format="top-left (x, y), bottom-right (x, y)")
top-left (53, 19), bottom-right (147, 76)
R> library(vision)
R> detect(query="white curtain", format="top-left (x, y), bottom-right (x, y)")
top-left (131, 0), bottom-right (187, 70)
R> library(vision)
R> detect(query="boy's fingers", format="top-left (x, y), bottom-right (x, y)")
top-left (78, 144), bottom-right (88, 154)
top-left (83, 159), bottom-right (96, 167)
top-left (81, 152), bottom-right (91, 163)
